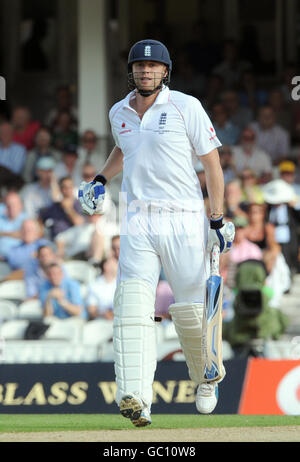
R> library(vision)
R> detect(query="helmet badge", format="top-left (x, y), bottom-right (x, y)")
top-left (144, 45), bottom-right (151, 57)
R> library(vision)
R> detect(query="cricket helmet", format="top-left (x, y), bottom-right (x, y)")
top-left (127, 39), bottom-right (172, 95)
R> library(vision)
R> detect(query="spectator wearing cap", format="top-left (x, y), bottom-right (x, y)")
top-left (249, 106), bottom-right (290, 164)
top-left (54, 144), bottom-right (82, 190)
top-left (39, 176), bottom-right (84, 240)
top-left (21, 156), bottom-right (60, 218)
top-left (211, 102), bottom-right (240, 145)
top-left (24, 127), bottom-right (60, 183)
top-left (232, 128), bottom-right (272, 182)
top-left (278, 160), bottom-right (300, 209)
top-left (52, 111), bottom-right (78, 151)
top-left (0, 121), bottom-right (26, 175)
top-left (12, 106), bottom-right (40, 150)
top-left (40, 262), bottom-right (85, 320)
top-left (78, 130), bottom-right (107, 172)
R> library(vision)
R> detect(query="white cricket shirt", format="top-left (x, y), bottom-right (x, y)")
top-left (109, 86), bottom-right (221, 212)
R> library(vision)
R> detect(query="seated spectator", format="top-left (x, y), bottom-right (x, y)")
top-left (232, 128), bottom-right (272, 182)
top-left (155, 279), bottom-right (174, 320)
top-left (45, 85), bottom-right (78, 131)
top-left (221, 89), bottom-right (253, 130)
top-left (52, 111), bottom-right (78, 151)
top-left (262, 179), bottom-right (300, 274)
top-left (0, 121), bottom-right (26, 174)
top-left (170, 50), bottom-right (206, 99)
top-left (268, 87), bottom-right (293, 132)
top-left (239, 169), bottom-right (265, 205)
top-left (40, 262), bottom-right (84, 319)
top-left (39, 176), bottom-right (84, 240)
top-left (202, 73), bottom-right (225, 111)
top-left (218, 145), bottom-right (237, 184)
top-left (278, 160), bottom-right (300, 208)
top-left (211, 103), bottom-right (240, 145)
top-left (220, 216), bottom-right (263, 288)
top-left (0, 191), bottom-right (28, 261)
top-left (21, 156), bottom-right (60, 218)
top-left (249, 106), bottom-right (290, 164)
top-left (24, 127), bottom-right (60, 183)
top-left (78, 130), bottom-right (107, 172)
top-left (224, 179), bottom-right (248, 220)
top-left (12, 106), bottom-right (40, 150)
top-left (54, 144), bottom-right (82, 189)
top-left (85, 256), bottom-right (118, 320)
top-left (5, 218), bottom-right (49, 277)
top-left (111, 235), bottom-right (120, 261)
top-left (24, 244), bottom-right (59, 299)
top-left (212, 39), bottom-right (251, 89)
top-left (238, 69), bottom-right (268, 113)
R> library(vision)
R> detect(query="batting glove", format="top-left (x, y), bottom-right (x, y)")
top-left (78, 174), bottom-right (107, 216)
top-left (207, 217), bottom-right (235, 254)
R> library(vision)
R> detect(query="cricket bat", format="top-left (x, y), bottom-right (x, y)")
top-left (202, 244), bottom-right (224, 382)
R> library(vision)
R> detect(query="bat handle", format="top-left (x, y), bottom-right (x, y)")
top-left (211, 244), bottom-right (220, 276)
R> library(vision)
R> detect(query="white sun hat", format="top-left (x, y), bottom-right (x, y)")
top-left (262, 179), bottom-right (299, 205)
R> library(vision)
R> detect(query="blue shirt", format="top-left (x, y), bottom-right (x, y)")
top-left (0, 142), bottom-right (26, 174)
top-left (215, 121), bottom-right (241, 146)
top-left (39, 276), bottom-right (85, 319)
top-left (0, 211), bottom-right (28, 258)
top-left (6, 238), bottom-right (50, 270)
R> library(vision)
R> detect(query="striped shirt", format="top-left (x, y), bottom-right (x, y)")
top-left (0, 142), bottom-right (26, 174)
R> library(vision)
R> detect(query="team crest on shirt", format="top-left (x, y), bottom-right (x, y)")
top-left (157, 112), bottom-right (167, 134)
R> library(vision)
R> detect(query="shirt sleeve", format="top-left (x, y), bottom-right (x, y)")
top-left (186, 97), bottom-right (222, 156)
top-left (109, 107), bottom-right (121, 148)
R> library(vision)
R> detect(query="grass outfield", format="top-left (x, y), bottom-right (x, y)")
top-left (0, 414), bottom-right (299, 432)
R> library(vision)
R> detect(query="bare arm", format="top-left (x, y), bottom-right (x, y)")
top-left (100, 146), bottom-right (123, 181)
top-left (200, 149), bottom-right (224, 217)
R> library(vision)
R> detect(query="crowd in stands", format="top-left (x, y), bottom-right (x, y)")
top-left (0, 34), bottom-right (300, 357)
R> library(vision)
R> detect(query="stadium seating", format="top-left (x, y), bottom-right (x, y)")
top-left (0, 261), bottom-right (11, 279)
top-left (0, 280), bottom-right (26, 302)
top-left (18, 299), bottom-right (43, 321)
top-left (0, 319), bottom-right (29, 339)
top-left (0, 300), bottom-right (18, 321)
top-left (63, 260), bottom-right (98, 284)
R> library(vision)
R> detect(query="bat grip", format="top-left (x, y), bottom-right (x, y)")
top-left (211, 244), bottom-right (220, 276)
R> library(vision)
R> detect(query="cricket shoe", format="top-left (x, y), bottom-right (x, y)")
top-left (196, 382), bottom-right (218, 414)
top-left (119, 393), bottom-right (152, 427)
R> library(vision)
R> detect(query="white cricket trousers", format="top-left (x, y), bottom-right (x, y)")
top-left (117, 209), bottom-right (209, 302)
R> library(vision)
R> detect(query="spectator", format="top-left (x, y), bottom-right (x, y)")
top-left (0, 191), bottom-right (28, 260)
top-left (0, 122), bottom-right (26, 175)
top-left (52, 111), bottom-right (78, 151)
top-left (24, 127), bottom-right (60, 183)
top-left (212, 39), bottom-right (251, 89)
top-left (239, 168), bottom-right (265, 206)
top-left (111, 235), bottom-right (120, 260)
top-left (24, 244), bottom-right (59, 299)
top-left (86, 256), bottom-right (118, 320)
top-left (221, 89), bottom-right (253, 130)
top-left (218, 145), bottom-right (237, 184)
top-left (5, 218), bottom-right (49, 274)
top-left (40, 262), bottom-right (84, 319)
top-left (39, 176), bottom-right (84, 240)
top-left (21, 156), bottom-right (60, 218)
top-left (224, 179), bottom-right (248, 220)
top-left (211, 103), bottom-right (240, 145)
top-left (232, 127), bottom-right (272, 182)
top-left (278, 160), bottom-right (300, 208)
top-left (238, 69), bottom-right (268, 113)
top-left (268, 88), bottom-right (293, 132)
top-left (170, 50), bottom-right (206, 99)
top-left (202, 73), bottom-right (225, 111)
top-left (262, 179), bottom-right (300, 274)
top-left (54, 144), bottom-right (82, 189)
top-left (249, 106), bottom-right (290, 164)
top-left (12, 106), bottom-right (40, 150)
top-left (78, 130), bottom-right (107, 172)
top-left (220, 215), bottom-right (263, 288)
top-left (45, 85), bottom-right (78, 131)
